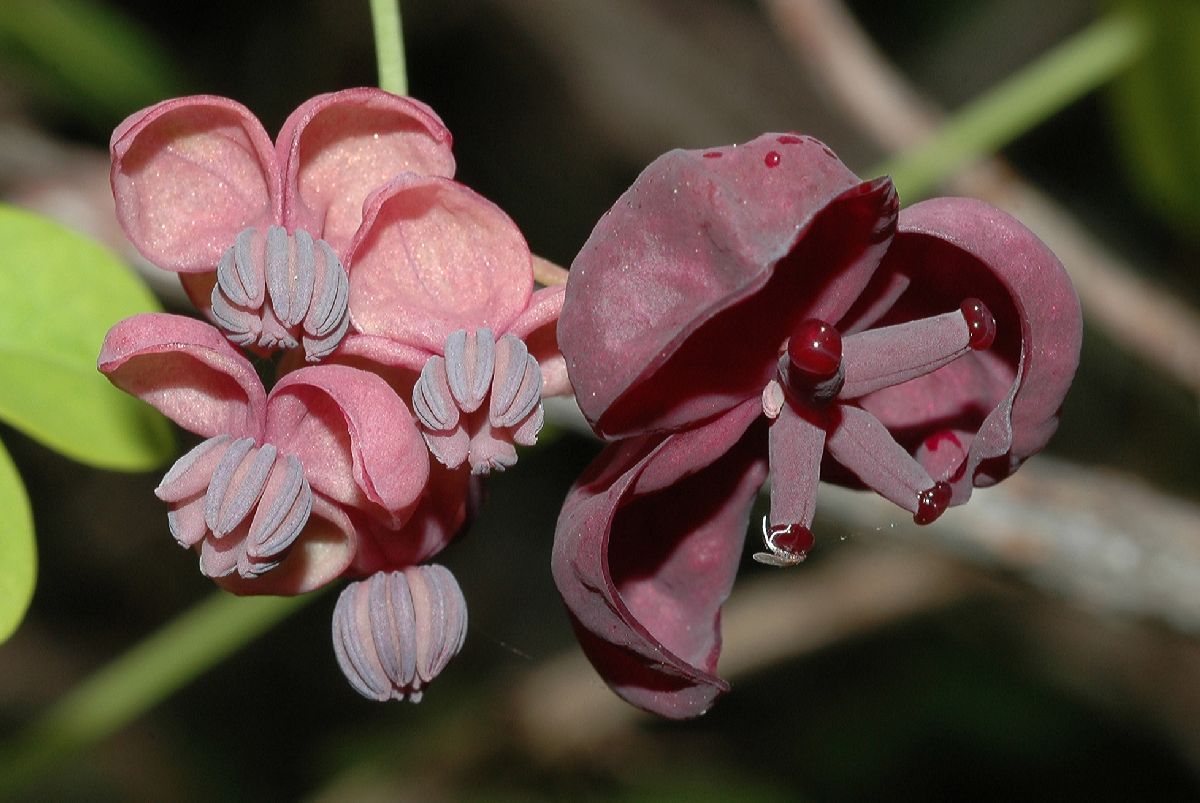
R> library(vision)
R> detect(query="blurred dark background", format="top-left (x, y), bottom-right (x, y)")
top-left (3, 0), bottom-right (1200, 800)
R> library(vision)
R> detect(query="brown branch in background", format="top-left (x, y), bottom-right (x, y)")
top-left (763, 0), bottom-right (1200, 400)
top-left (510, 546), bottom-right (976, 762)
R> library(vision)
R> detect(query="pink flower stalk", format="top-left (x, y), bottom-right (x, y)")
top-left (98, 313), bottom-right (431, 595)
top-left (553, 134), bottom-right (1082, 718)
top-left (110, 88), bottom-right (455, 361)
top-left (335, 173), bottom-right (570, 474)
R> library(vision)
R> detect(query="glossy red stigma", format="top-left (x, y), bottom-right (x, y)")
top-left (770, 522), bottom-right (814, 555)
top-left (913, 481), bottom-right (953, 525)
top-left (787, 319), bottom-right (843, 380)
top-left (960, 298), bottom-right (996, 350)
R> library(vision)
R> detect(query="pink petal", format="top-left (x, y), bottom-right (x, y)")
top-left (560, 133), bottom-right (897, 439)
top-left (346, 175), bottom-right (534, 353)
top-left (353, 464), bottom-right (477, 572)
top-left (278, 88), bottom-right (456, 256)
top-left (110, 96), bottom-right (280, 273)
top-left (851, 198), bottom-right (1081, 499)
top-left (552, 398), bottom-right (764, 718)
top-left (98, 313), bottom-right (266, 439)
top-left (265, 365), bottom-right (429, 523)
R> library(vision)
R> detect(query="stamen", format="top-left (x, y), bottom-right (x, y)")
top-left (331, 565), bottom-right (468, 702)
top-left (489, 335), bottom-right (541, 428)
top-left (412, 328), bottom-right (545, 473)
top-left (444, 329), bottom-right (495, 413)
top-left (211, 226), bottom-right (350, 361)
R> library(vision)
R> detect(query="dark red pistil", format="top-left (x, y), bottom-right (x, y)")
top-left (960, 298), bottom-right (996, 350)
top-left (770, 522), bottom-right (814, 556)
top-left (913, 481), bottom-right (952, 525)
top-left (787, 319), bottom-right (842, 380)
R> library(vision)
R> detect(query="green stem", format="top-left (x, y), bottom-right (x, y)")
top-left (0, 591), bottom-right (315, 796)
top-left (370, 0), bottom-right (408, 95)
top-left (870, 10), bottom-right (1149, 200)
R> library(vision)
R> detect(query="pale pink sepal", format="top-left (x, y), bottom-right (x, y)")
top-left (277, 88), bottom-right (456, 256)
top-left (97, 312), bottom-right (267, 440)
top-left (266, 365), bottom-right (430, 525)
top-left (347, 175), bottom-right (534, 354)
top-left (110, 95), bottom-right (281, 274)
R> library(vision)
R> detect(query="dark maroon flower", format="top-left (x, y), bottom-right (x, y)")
top-left (553, 134), bottom-right (1081, 718)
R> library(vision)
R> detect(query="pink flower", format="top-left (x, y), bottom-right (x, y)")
top-left (553, 134), bottom-right (1082, 718)
top-left (110, 89), bottom-right (454, 361)
top-left (98, 313), bottom-right (431, 595)
top-left (335, 173), bottom-right (569, 474)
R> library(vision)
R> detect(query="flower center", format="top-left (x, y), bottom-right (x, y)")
top-left (411, 328), bottom-right (544, 475)
top-left (210, 225), bottom-right (350, 362)
top-left (155, 433), bottom-right (313, 579)
top-left (757, 298), bottom-right (998, 563)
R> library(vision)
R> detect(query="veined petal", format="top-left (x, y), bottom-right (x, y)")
top-left (346, 175), bottom-right (534, 353)
top-left (278, 88), bottom-right (456, 256)
top-left (560, 133), bottom-right (897, 438)
top-left (110, 95), bottom-right (280, 274)
top-left (98, 313), bottom-right (266, 440)
top-left (265, 365), bottom-right (429, 523)
top-left (552, 398), bottom-right (764, 719)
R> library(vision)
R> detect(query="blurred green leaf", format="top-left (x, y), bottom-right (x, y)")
top-left (0, 205), bottom-right (173, 470)
top-left (0, 0), bottom-right (183, 124)
top-left (0, 439), bottom-right (35, 644)
top-left (1108, 0), bottom-right (1200, 236)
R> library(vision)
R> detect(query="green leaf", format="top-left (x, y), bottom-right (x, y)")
top-left (1107, 1), bottom-right (1200, 237)
top-left (0, 439), bottom-right (36, 644)
top-left (0, 205), bottom-right (173, 471)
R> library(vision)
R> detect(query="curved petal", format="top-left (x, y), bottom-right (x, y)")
top-left (278, 88), bottom-right (456, 255)
top-left (97, 313), bottom-right (265, 439)
top-left (265, 365), bottom-right (429, 523)
top-left (215, 492), bottom-right (357, 595)
top-left (110, 96), bottom-right (280, 273)
top-left (560, 133), bottom-right (897, 438)
top-left (346, 175), bottom-right (534, 353)
top-left (850, 198), bottom-right (1080, 500)
top-left (552, 397), bottom-right (764, 718)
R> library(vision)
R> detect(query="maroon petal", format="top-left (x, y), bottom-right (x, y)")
top-left (847, 198), bottom-right (1081, 499)
top-left (97, 313), bottom-right (266, 439)
top-left (552, 398), bottom-right (764, 718)
top-left (110, 96), bottom-right (281, 274)
top-left (560, 133), bottom-right (898, 438)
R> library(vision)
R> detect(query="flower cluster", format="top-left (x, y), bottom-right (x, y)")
top-left (99, 89), bottom-right (566, 701)
top-left (552, 133), bottom-right (1081, 718)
